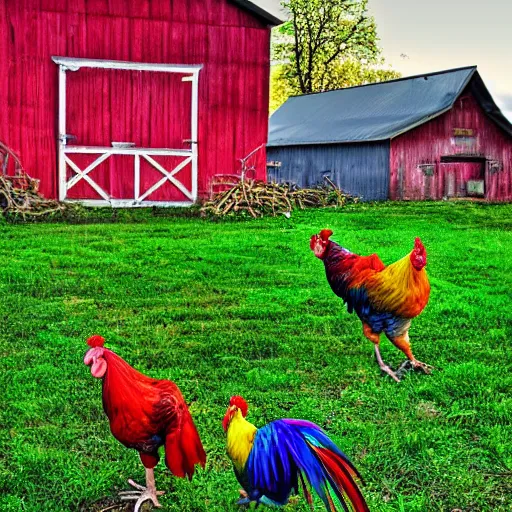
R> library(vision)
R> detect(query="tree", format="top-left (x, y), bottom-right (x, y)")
top-left (273, 0), bottom-right (382, 94)
top-left (269, 65), bottom-right (296, 114)
top-left (269, 0), bottom-right (400, 112)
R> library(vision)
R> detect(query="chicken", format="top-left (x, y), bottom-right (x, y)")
top-left (223, 395), bottom-right (369, 512)
top-left (83, 335), bottom-right (206, 511)
top-left (310, 229), bottom-right (431, 382)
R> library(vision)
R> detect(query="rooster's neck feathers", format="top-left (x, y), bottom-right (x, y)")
top-left (101, 350), bottom-right (162, 417)
top-left (102, 350), bottom-right (154, 386)
top-left (226, 410), bottom-right (257, 472)
top-left (323, 240), bottom-right (351, 266)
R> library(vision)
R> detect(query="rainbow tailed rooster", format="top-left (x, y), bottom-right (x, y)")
top-left (84, 335), bottom-right (206, 511)
top-left (310, 229), bottom-right (431, 382)
top-left (223, 396), bottom-right (369, 511)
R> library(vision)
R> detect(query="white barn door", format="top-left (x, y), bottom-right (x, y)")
top-left (53, 57), bottom-right (201, 207)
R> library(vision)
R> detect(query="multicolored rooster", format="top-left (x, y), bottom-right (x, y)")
top-left (223, 395), bottom-right (369, 511)
top-left (84, 335), bottom-right (206, 511)
top-left (310, 229), bottom-right (431, 382)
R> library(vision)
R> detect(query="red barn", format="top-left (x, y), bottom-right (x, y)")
top-left (0, 0), bottom-right (283, 206)
top-left (268, 66), bottom-right (512, 202)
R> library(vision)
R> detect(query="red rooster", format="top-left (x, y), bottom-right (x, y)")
top-left (84, 335), bottom-right (206, 511)
top-left (310, 230), bottom-right (431, 382)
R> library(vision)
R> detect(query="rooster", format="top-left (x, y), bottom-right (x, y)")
top-left (223, 395), bottom-right (369, 511)
top-left (84, 335), bottom-right (206, 511)
top-left (310, 230), bottom-right (431, 382)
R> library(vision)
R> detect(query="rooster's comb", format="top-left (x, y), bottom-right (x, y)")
top-left (87, 335), bottom-right (105, 348)
top-left (319, 229), bottom-right (333, 241)
top-left (414, 237), bottom-right (425, 251)
top-left (229, 395), bottom-right (249, 416)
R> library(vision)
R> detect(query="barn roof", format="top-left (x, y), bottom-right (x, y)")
top-left (231, 0), bottom-right (285, 25)
top-left (268, 66), bottom-right (512, 146)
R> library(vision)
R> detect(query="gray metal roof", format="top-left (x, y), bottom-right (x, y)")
top-left (268, 66), bottom-right (512, 146)
top-left (230, 0), bottom-right (285, 25)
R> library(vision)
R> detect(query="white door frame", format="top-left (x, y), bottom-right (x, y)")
top-left (52, 56), bottom-right (201, 207)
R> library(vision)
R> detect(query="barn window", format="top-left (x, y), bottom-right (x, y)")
top-left (418, 164), bottom-right (435, 176)
top-left (266, 161), bottom-right (282, 185)
top-left (488, 160), bottom-right (502, 174)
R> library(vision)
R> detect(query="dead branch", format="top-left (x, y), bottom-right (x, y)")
top-left (0, 173), bottom-right (66, 219)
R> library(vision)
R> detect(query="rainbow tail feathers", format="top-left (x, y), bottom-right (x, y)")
top-left (282, 420), bottom-right (369, 512)
top-left (311, 445), bottom-right (369, 512)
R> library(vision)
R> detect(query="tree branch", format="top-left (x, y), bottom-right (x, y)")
top-left (292, 11), bottom-right (306, 93)
top-left (305, 13), bottom-right (314, 92)
top-left (280, 0), bottom-right (383, 96)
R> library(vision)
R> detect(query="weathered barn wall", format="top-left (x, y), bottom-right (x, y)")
top-left (0, 0), bottom-right (271, 199)
top-left (390, 90), bottom-right (512, 201)
top-left (267, 142), bottom-right (390, 201)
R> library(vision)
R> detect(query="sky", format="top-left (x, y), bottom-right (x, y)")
top-left (367, 0), bottom-right (512, 121)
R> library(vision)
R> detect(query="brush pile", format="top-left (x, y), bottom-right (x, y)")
top-left (0, 141), bottom-right (67, 218)
top-left (201, 177), bottom-right (358, 218)
top-left (0, 173), bottom-right (66, 218)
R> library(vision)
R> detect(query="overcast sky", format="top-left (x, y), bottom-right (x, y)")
top-left (367, 0), bottom-right (512, 121)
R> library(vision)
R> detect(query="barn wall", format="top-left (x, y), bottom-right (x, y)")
top-left (390, 90), bottom-right (512, 202)
top-left (267, 142), bottom-right (390, 201)
top-left (0, 0), bottom-right (271, 199)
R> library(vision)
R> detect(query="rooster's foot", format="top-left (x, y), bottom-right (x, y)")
top-left (236, 489), bottom-right (251, 506)
top-left (396, 359), bottom-right (433, 378)
top-left (411, 360), bottom-right (433, 374)
top-left (119, 479), bottom-right (165, 511)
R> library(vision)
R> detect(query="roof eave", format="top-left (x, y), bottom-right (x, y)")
top-left (230, 0), bottom-right (285, 25)
top-left (267, 136), bottom-right (390, 147)
top-left (469, 73), bottom-right (512, 138)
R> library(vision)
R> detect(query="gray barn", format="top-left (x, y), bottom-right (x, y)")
top-left (267, 141), bottom-right (390, 201)
top-left (266, 67), bottom-right (512, 202)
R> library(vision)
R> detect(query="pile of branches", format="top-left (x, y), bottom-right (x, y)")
top-left (0, 141), bottom-right (67, 219)
top-left (202, 176), bottom-right (358, 218)
top-left (0, 173), bottom-right (66, 218)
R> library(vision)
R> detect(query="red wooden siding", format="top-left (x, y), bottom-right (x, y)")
top-left (0, 0), bottom-right (271, 199)
top-left (390, 90), bottom-right (512, 202)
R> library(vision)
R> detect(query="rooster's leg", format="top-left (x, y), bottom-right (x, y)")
top-left (374, 345), bottom-right (401, 383)
top-left (363, 323), bottom-right (400, 383)
top-left (387, 331), bottom-right (432, 376)
top-left (119, 468), bottom-right (165, 511)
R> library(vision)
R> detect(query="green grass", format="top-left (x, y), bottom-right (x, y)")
top-left (1, 201), bottom-right (511, 512)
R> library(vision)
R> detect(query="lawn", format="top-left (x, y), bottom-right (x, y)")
top-left (1, 201), bottom-right (511, 512)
